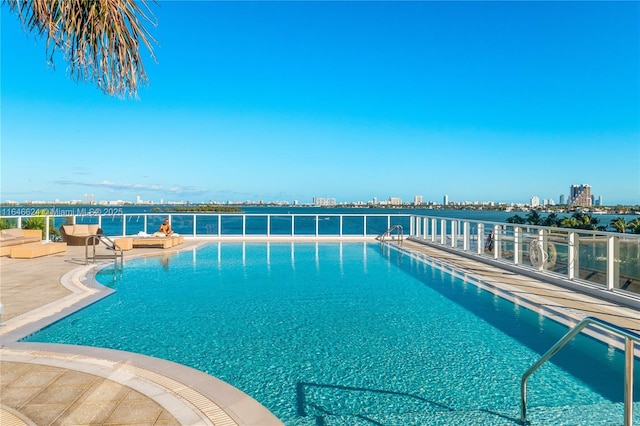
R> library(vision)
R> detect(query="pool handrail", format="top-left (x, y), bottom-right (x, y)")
top-left (84, 234), bottom-right (124, 268)
top-left (520, 316), bottom-right (639, 425)
top-left (376, 224), bottom-right (404, 245)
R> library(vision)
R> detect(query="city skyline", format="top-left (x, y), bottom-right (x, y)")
top-left (1, 183), bottom-right (623, 208)
top-left (2, 2), bottom-right (639, 205)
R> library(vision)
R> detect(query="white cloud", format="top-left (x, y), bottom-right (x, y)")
top-left (53, 179), bottom-right (208, 195)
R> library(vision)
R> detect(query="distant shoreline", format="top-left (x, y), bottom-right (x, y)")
top-left (1, 202), bottom-right (638, 216)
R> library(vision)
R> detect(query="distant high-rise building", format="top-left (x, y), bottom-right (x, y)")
top-left (559, 194), bottom-right (566, 205)
top-left (598, 195), bottom-right (603, 206)
top-left (414, 195), bottom-right (423, 206)
top-left (389, 197), bottom-right (402, 206)
top-left (530, 196), bottom-right (540, 207)
top-left (83, 194), bottom-right (88, 204)
top-left (313, 197), bottom-right (336, 206)
top-left (443, 194), bottom-right (449, 206)
top-left (569, 184), bottom-right (592, 207)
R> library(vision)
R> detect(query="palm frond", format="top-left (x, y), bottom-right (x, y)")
top-left (8, 0), bottom-right (157, 98)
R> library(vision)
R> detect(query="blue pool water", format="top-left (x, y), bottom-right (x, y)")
top-left (25, 243), bottom-right (639, 425)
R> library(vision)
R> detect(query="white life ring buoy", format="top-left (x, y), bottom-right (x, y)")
top-left (529, 239), bottom-right (547, 269)
top-left (529, 240), bottom-right (557, 270)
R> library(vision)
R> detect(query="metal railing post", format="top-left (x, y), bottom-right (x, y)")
top-left (422, 217), bottom-right (427, 239)
top-left (193, 214), bottom-right (197, 236)
top-left (514, 226), bottom-right (520, 265)
top-left (363, 215), bottom-right (367, 237)
top-left (607, 235), bottom-right (620, 290)
top-left (242, 214), bottom-right (246, 236)
top-left (440, 219), bottom-right (446, 245)
top-left (477, 223), bottom-right (484, 254)
top-left (431, 218), bottom-right (437, 242)
top-left (463, 221), bottom-right (470, 251)
top-left (451, 220), bottom-right (457, 248)
top-left (568, 232), bottom-right (578, 280)
top-left (45, 216), bottom-right (50, 242)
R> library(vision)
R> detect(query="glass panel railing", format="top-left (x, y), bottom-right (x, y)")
top-left (220, 215), bottom-right (243, 235)
top-left (2, 212), bottom-right (637, 300)
top-left (577, 235), bottom-right (608, 288)
top-left (366, 216), bottom-right (389, 237)
top-left (269, 215), bottom-right (293, 235)
top-left (342, 215), bottom-right (364, 235)
top-left (246, 215), bottom-right (268, 235)
top-left (195, 214), bottom-right (219, 235)
top-left (293, 215), bottom-right (316, 235)
top-left (145, 215), bottom-right (165, 234)
top-left (318, 215), bottom-right (340, 235)
top-left (123, 214), bottom-right (145, 235)
top-left (169, 215), bottom-right (194, 236)
top-left (619, 236), bottom-right (640, 292)
top-left (408, 214), bottom-right (640, 299)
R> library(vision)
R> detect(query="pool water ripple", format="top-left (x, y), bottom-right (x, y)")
top-left (24, 242), bottom-right (640, 425)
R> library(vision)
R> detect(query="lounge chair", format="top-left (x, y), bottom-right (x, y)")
top-left (59, 224), bottom-right (103, 246)
top-left (130, 233), bottom-right (184, 249)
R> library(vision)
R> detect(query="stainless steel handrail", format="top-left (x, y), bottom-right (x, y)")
top-left (521, 316), bottom-right (639, 425)
top-left (85, 234), bottom-right (124, 268)
top-left (377, 225), bottom-right (404, 245)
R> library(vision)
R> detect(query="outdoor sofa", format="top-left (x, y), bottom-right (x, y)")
top-left (9, 241), bottom-right (67, 259)
top-left (0, 228), bottom-right (67, 258)
top-left (0, 228), bottom-right (43, 256)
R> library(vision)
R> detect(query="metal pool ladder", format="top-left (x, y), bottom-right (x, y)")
top-left (84, 234), bottom-right (124, 268)
top-left (521, 316), bottom-right (639, 425)
top-left (377, 225), bottom-right (404, 245)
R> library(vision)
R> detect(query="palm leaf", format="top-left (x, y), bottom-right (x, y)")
top-left (8, 0), bottom-right (157, 98)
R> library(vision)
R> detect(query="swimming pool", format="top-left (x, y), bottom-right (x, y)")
top-left (25, 242), bottom-right (640, 425)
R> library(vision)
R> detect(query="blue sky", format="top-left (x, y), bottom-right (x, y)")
top-left (2, 1), bottom-right (639, 205)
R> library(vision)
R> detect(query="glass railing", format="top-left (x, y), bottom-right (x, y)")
top-left (0, 213), bottom-right (411, 240)
top-left (3, 212), bottom-right (638, 298)
top-left (408, 214), bottom-right (640, 298)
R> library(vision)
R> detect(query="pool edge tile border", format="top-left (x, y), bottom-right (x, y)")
top-left (0, 344), bottom-right (283, 426)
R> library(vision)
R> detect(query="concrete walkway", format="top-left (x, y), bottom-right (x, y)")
top-left (1, 237), bottom-right (639, 425)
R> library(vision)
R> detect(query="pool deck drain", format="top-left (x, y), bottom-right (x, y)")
top-left (1, 238), bottom-right (639, 425)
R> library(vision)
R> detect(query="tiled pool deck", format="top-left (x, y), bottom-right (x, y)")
top-left (1, 238), bottom-right (639, 425)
